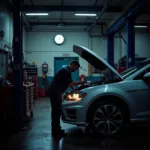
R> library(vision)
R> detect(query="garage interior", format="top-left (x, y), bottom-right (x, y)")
top-left (1, 0), bottom-right (150, 149)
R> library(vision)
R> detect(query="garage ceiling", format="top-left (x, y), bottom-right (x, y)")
top-left (22, 0), bottom-right (128, 28)
top-left (23, 0), bottom-right (129, 6)
top-left (23, 0), bottom-right (120, 6)
top-left (4, 0), bottom-right (150, 30)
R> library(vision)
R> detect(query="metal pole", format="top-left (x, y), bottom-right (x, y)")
top-left (107, 34), bottom-right (114, 66)
top-left (13, 0), bottom-right (23, 130)
top-left (126, 16), bottom-right (135, 68)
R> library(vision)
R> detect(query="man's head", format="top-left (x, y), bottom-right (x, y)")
top-left (69, 60), bottom-right (80, 72)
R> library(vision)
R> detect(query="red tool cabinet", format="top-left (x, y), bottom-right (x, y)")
top-left (23, 83), bottom-right (34, 117)
top-left (0, 83), bottom-right (35, 120)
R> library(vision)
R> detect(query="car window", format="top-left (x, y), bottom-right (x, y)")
top-left (120, 67), bottom-right (136, 76)
top-left (121, 68), bottom-right (137, 79)
top-left (134, 67), bottom-right (150, 80)
top-left (121, 61), bottom-right (150, 79)
top-left (120, 67), bottom-right (140, 79)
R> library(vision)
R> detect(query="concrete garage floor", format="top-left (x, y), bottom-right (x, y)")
top-left (2, 98), bottom-right (150, 150)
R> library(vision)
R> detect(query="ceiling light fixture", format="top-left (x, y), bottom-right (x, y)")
top-left (134, 25), bottom-right (147, 28)
top-left (75, 13), bottom-right (97, 17)
top-left (26, 13), bottom-right (49, 16)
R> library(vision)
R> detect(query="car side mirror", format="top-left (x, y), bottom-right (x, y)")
top-left (143, 72), bottom-right (150, 81)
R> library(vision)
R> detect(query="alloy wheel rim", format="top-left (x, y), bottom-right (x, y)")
top-left (93, 104), bottom-right (123, 136)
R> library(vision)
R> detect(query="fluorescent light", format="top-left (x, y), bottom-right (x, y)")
top-left (134, 25), bottom-right (147, 28)
top-left (75, 13), bottom-right (97, 17)
top-left (26, 13), bottom-right (49, 16)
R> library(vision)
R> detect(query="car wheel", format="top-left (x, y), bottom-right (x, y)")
top-left (89, 100), bottom-right (129, 137)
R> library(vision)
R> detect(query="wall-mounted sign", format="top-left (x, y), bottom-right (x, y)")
top-left (63, 53), bottom-right (70, 57)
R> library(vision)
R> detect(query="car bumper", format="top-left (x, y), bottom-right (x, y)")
top-left (61, 101), bottom-right (87, 126)
top-left (62, 120), bottom-right (86, 126)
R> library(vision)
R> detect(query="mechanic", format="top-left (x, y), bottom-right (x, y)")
top-left (49, 60), bottom-right (85, 138)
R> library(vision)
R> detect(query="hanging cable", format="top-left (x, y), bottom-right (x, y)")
top-left (88, 0), bottom-right (113, 32)
top-left (84, 0), bottom-right (99, 25)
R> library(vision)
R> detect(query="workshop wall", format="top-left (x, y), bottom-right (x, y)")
top-left (0, 6), bottom-right (13, 50)
top-left (25, 26), bottom-right (150, 87)
top-left (25, 27), bottom-right (123, 86)
top-left (0, 5), bottom-right (13, 79)
top-left (92, 36), bottom-right (122, 65)
top-left (120, 28), bottom-right (150, 58)
top-left (135, 31), bottom-right (150, 58)
top-left (26, 31), bottom-right (122, 74)
top-left (26, 31), bottom-right (89, 76)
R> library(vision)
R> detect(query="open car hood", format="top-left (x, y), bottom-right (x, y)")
top-left (73, 45), bottom-right (123, 80)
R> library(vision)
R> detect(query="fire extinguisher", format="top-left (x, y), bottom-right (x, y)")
top-left (80, 74), bottom-right (86, 82)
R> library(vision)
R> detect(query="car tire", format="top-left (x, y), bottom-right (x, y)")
top-left (89, 100), bottom-right (129, 137)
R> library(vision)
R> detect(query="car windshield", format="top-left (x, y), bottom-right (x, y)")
top-left (120, 67), bottom-right (138, 79)
top-left (120, 61), bottom-right (149, 79)
top-left (100, 59), bottom-right (150, 81)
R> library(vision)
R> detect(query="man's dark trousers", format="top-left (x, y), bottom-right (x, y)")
top-left (49, 89), bottom-right (62, 135)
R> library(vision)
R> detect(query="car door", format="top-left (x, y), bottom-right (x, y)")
top-left (134, 67), bottom-right (150, 118)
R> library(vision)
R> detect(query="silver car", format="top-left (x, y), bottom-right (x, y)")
top-left (62, 45), bottom-right (150, 136)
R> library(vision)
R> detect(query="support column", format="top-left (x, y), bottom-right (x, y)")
top-left (107, 35), bottom-right (114, 67)
top-left (126, 17), bottom-right (135, 68)
top-left (13, 0), bottom-right (23, 130)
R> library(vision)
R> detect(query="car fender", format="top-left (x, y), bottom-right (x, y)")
top-left (83, 85), bottom-right (136, 117)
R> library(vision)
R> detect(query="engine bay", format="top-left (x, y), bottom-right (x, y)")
top-left (63, 77), bottom-right (121, 101)
top-left (63, 71), bottom-right (121, 99)
top-left (63, 80), bottom-right (103, 100)
top-left (75, 80), bottom-right (103, 91)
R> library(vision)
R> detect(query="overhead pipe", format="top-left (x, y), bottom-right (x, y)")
top-left (22, 12), bottom-right (31, 27)
top-left (84, 0), bottom-right (98, 24)
top-left (88, 24), bottom-right (106, 37)
top-left (106, 0), bottom-right (144, 35)
top-left (28, 29), bottom-right (86, 32)
top-left (30, 0), bottom-right (40, 24)
top-left (89, 34), bottom-right (120, 38)
top-left (88, 0), bottom-right (112, 32)
top-left (118, 32), bottom-right (127, 45)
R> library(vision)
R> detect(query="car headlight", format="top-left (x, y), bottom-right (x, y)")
top-left (65, 91), bottom-right (87, 102)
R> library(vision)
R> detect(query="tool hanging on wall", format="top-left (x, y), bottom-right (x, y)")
top-left (41, 62), bottom-right (49, 97)
top-left (42, 62), bottom-right (48, 82)
top-left (42, 62), bottom-right (48, 76)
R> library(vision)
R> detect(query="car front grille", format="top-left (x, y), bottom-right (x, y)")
top-left (66, 109), bottom-right (76, 120)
